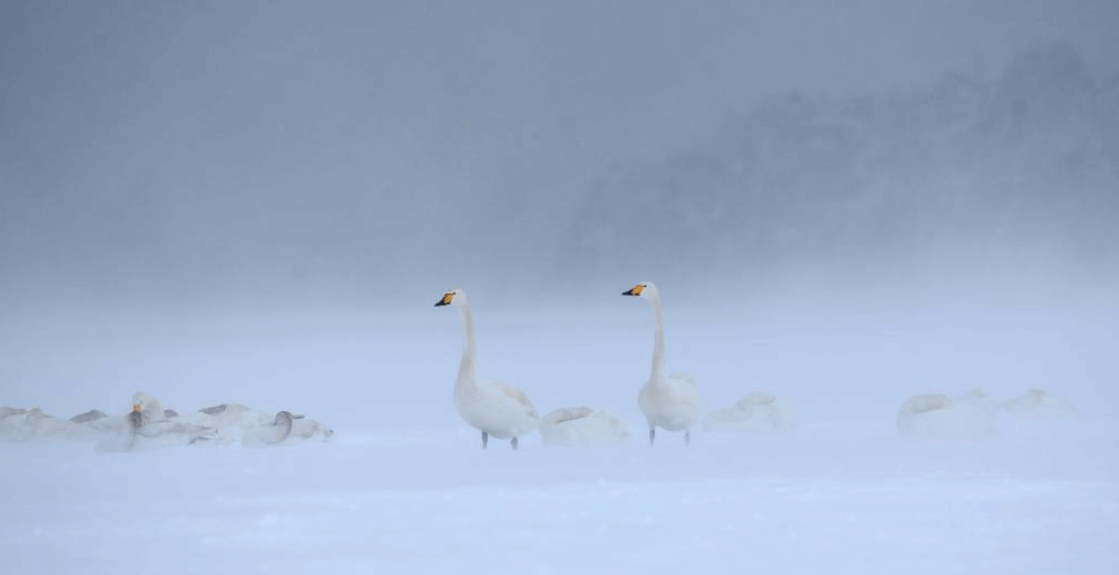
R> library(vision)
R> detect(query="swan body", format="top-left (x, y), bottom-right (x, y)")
top-left (134, 392), bottom-right (223, 431)
top-left (896, 393), bottom-right (994, 440)
top-left (69, 409), bottom-right (108, 424)
top-left (540, 407), bottom-right (630, 448)
top-left (200, 403), bottom-right (273, 428)
top-left (957, 389), bottom-right (1000, 414)
top-left (240, 410), bottom-right (333, 446)
top-left (999, 389), bottom-right (1079, 419)
top-left (437, 288), bottom-right (540, 449)
top-left (242, 411), bottom-right (297, 447)
top-left (198, 403), bottom-right (274, 441)
top-left (623, 282), bottom-right (704, 445)
top-left (637, 371), bottom-right (704, 434)
top-left (289, 413), bottom-right (335, 441)
top-left (703, 392), bottom-right (797, 433)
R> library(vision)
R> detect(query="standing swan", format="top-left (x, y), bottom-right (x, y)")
top-left (435, 288), bottom-right (540, 450)
top-left (622, 282), bottom-right (703, 446)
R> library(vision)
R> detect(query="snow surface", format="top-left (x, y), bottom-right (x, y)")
top-left (2, 425), bottom-right (1116, 575)
top-left (2, 302), bottom-right (1117, 574)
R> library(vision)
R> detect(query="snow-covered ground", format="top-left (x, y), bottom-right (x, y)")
top-left (2, 425), bottom-right (1116, 574)
top-left (2, 298), bottom-right (1116, 574)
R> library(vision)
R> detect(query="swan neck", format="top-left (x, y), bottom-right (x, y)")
top-left (276, 415), bottom-right (293, 441)
top-left (651, 296), bottom-right (666, 380)
top-left (457, 304), bottom-right (478, 382)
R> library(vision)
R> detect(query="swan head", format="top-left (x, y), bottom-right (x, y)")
top-left (434, 287), bottom-right (467, 308)
top-left (131, 391), bottom-right (165, 427)
top-left (621, 281), bottom-right (659, 301)
top-left (131, 391), bottom-right (156, 413)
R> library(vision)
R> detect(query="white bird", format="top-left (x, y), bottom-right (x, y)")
top-left (896, 393), bottom-right (994, 440)
top-left (436, 288), bottom-right (540, 450)
top-left (240, 410), bottom-right (332, 447)
top-left (999, 388), bottom-right (1079, 419)
top-left (114, 391), bottom-right (221, 449)
top-left (0, 407), bottom-right (83, 441)
top-left (703, 392), bottom-right (797, 433)
top-left (622, 282), bottom-right (704, 446)
top-left (242, 411), bottom-right (299, 447)
top-left (540, 407), bottom-right (630, 448)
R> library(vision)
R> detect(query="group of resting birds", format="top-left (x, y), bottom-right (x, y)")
top-left (435, 281), bottom-right (797, 450)
top-left (0, 392), bottom-right (334, 451)
top-left (3, 280), bottom-right (1078, 453)
top-left (895, 387), bottom-right (1080, 440)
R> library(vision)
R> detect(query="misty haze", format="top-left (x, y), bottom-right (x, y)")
top-left (2, 2), bottom-right (1117, 574)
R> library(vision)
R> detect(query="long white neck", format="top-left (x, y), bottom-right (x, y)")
top-left (650, 295), bottom-right (666, 380)
top-left (456, 303), bottom-right (478, 385)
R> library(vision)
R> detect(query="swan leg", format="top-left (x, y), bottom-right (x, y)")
top-left (684, 430), bottom-right (691, 446)
top-left (481, 431), bottom-right (488, 449)
top-left (511, 436), bottom-right (518, 451)
top-left (648, 427), bottom-right (655, 447)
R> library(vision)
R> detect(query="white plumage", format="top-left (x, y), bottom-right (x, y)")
top-left (540, 407), bottom-right (630, 448)
top-left (704, 392), bottom-right (797, 433)
top-left (999, 388), bottom-right (1079, 419)
top-left (622, 282), bottom-right (704, 446)
top-left (896, 393), bottom-right (994, 440)
top-left (436, 288), bottom-right (540, 450)
top-left (98, 391), bottom-right (224, 450)
top-left (0, 407), bottom-right (85, 441)
top-left (241, 410), bottom-right (332, 447)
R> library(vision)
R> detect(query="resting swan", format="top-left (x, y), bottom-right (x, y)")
top-left (436, 288), bottom-right (540, 450)
top-left (240, 410), bottom-right (332, 446)
top-left (896, 393), bottom-right (994, 440)
top-left (999, 388), bottom-right (1079, 419)
top-left (540, 407), bottom-right (630, 448)
top-left (622, 282), bottom-right (704, 446)
top-left (703, 392), bottom-right (797, 433)
top-left (0, 407), bottom-right (84, 441)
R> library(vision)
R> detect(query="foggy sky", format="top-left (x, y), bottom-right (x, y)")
top-left (2, 0), bottom-right (1118, 310)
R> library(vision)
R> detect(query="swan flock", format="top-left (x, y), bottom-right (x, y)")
top-left (2, 282), bottom-right (1084, 452)
top-left (0, 393), bottom-right (334, 451)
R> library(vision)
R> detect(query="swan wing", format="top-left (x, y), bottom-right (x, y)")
top-left (667, 372), bottom-right (703, 406)
top-left (495, 381), bottom-right (540, 419)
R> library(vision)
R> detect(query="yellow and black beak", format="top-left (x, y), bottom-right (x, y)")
top-left (434, 292), bottom-right (453, 307)
top-left (622, 284), bottom-right (644, 297)
top-left (132, 403), bottom-right (143, 413)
